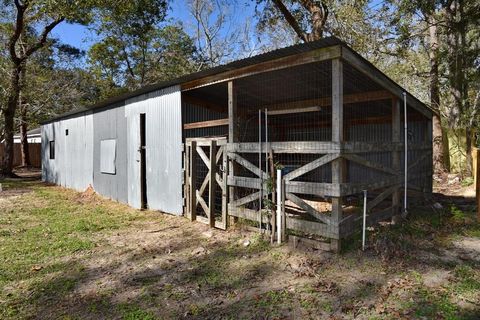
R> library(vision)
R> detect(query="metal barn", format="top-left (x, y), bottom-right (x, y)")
top-left (42, 37), bottom-right (432, 251)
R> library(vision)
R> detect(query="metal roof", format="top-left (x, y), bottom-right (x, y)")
top-left (42, 36), bottom-right (429, 123)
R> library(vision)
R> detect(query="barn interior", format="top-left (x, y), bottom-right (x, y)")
top-left (180, 57), bottom-right (432, 247)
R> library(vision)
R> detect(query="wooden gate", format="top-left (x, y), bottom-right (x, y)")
top-left (184, 137), bottom-right (228, 229)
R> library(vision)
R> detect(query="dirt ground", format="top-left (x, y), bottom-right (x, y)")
top-left (0, 174), bottom-right (479, 319)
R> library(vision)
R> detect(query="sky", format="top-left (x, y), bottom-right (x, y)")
top-left (50, 1), bottom-right (258, 54)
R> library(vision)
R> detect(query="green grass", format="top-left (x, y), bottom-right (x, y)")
top-left (1, 179), bottom-right (479, 319)
top-left (118, 304), bottom-right (158, 320)
top-left (0, 181), bottom-right (149, 319)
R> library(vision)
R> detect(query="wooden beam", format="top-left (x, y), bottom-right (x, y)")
top-left (197, 192), bottom-right (209, 215)
top-left (286, 192), bottom-right (331, 225)
top-left (392, 98), bottom-right (401, 219)
top-left (285, 181), bottom-right (341, 197)
top-left (189, 141), bottom-right (197, 221)
top-left (196, 146), bottom-right (210, 170)
top-left (341, 46), bottom-right (432, 119)
top-left (182, 45), bottom-right (342, 90)
top-left (264, 90), bottom-right (392, 114)
top-left (182, 95), bottom-right (226, 113)
top-left (228, 80), bottom-right (237, 227)
top-left (183, 118), bottom-right (229, 130)
top-left (366, 185), bottom-right (398, 212)
top-left (284, 153), bottom-right (340, 181)
top-left (220, 149), bottom-right (228, 230)
top-left (228, 152), bottom-right (268, 179)
top-left (228, 176), bottom-right (268, 191)
top-left (227, 141), bottom-right (341, 154)
top-left (286, 216), bottom-right (339, 239)
top-left (342, 153), bottom-right (398, 176)
top-left (228, 205), bottom-right (270, 224)
top-left (331, 58), bottom-right (344, 252)
top-left (208, 140), bottom-right (216, 227)
top-left (231, 191), bottom-right (261, 208)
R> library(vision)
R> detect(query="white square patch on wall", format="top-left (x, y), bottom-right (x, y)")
top-left (100, 139), bottom-right (116, 174)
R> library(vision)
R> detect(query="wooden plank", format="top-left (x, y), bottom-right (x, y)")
top-left (182, 95), bottom-right (226, 113)
top-left (228, 205), bottom-right (270, 224)
top-left (197, 191), bottom-right (209, 215)
top-left (264, 90), bottom-right (392, 114)
top-left (185, 144), bottom-right (191, 218)
top-left (220, 148), bottom-right (228, 230)
top-left (186, 137), bottom-right (227, 146)
top-left (366, 185), bottom-right (398, 212)
top-left (189, 141), bottom-right (197, 221)
top-left (227, 176), bottom-right (267, 191)
top-left (227, 141), bottom-right (341, 154)
top-left (331, 58), bottom-right (344, 252)
top-left (198, 174), bottom-right (210, 197)
top-left (288, 235), bottom-right (332, 251)
top-left (228, 81), bottom-right (238, 227)
top-left (392, 98), bottom-right (401, 218)
top-left (267, 106), bottom-right (322, 115)
top-left (231, 191), bottom-right (261, 208)
top-left (342, 153), bottom-right (398, 176)
top-left (285, 181), bottom-right (341, 197)
top-left (284, 153), bottom-right (340, 181)
top-left (215, 173), bottom-right (224, 193)
top-left (216, 145), bottom-right (224, 164)
top-left (286, 216), bottom-right (339, 239)
top-left (184, 118), bottom-right (228, 130)
top-left (341, 178), bottom-right (398, 196)
top-left (341, 46), bottom-right (432, 119)
top-left (286, 192), bottom-right (331, 225)
top-left (196, 215), bottom-right (209, 225)
top-left (407, 151), bottom-right (431, 171)
top-left (228, 152), bottom-right (267, 179)
top-left (196, 146), bottom-right (210, 169)
top-left (182, 45), bottom-right (342, 90)
top-left (208, 140), bottom-right (216, 227)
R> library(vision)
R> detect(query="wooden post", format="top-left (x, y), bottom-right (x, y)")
top-left (392, 98), bottom-right (401, 223)
top-left (208, 140), bottom-right (217, 227)
top-left (185, 143), bottom-right (190, 217)
top-left (189, 141), bottom-right (197, 221)
top-left (331, 58), bottom-right (343, 252)
top-left (221, 145), bottom-right (228, 229)
top-left (228, 81), bottom-right (238, 227)
top-left (476, 148), bottom-right (480, 222)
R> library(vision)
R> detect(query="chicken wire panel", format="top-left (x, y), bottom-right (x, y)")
top-left (194, 145), bottom-right (210, 218)
top-left (347, 151), bottom-right (392, 184)
top-left (182, 83), bottom-right (228, 140)
top-left (235, 60), bottom-right (332, 143)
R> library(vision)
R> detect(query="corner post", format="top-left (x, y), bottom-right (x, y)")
top-left (208, 140), bottom-right (217, 227)
top-left (392, 98), bottom-right (401, 223)
top-left (331, 58), bottom-right (344, 252)
top-left (189, 141), bottom-right (197, 221)
top-left (228, 81), bottom-right (238, 226)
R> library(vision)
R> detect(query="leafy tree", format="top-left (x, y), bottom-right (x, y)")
top-left (88, 23), bottom-right (198, 97)
top-left (87, 0), bottom-right (198, 97)
top-left (0, 0), bottom-right (101, 177)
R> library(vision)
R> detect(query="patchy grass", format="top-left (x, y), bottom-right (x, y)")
top-left (1, 179), bottom-right (479, 319)
top-left (0, 181), bottom-right (151, 318)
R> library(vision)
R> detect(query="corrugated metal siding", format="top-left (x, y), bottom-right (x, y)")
top-left (41, 112), bottom-right (94, 191)
top-left (92, 104), bottom-right (128, 203)
top-left (125, 85), bottom-right (183, 214)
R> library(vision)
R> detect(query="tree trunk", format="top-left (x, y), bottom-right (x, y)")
top-left (1, 66), bottom-right (21, 177)
top-left (20, 108), bottom-right (30, 167)
top-left (272, 0), bottom-right (328, 42)
top-left (428, 16), bottom-right (449, 173)
top-left (466, 128), bottom-right (473, 177)
top-left (19, 65), bottom-right (30, 167)
top-left (300, 0), bottom-right (328, 41)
